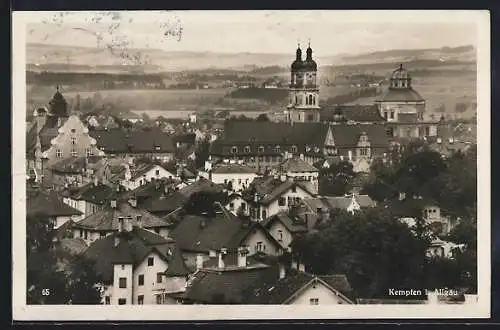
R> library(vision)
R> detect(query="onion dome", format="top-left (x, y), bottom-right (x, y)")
top-left (291, 44), bottom-right (303, 71)
top-left (302, 44), bottom-right (317, 71)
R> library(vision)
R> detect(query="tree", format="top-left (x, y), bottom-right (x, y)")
top-left (68, 256), bottom-right (103, 304)
top-left (291, 207), bottom-right (429, 298)
top-left (318, 160), bottom-right (355, 196)
top-left (183, 191), bottom-right (226, 216)
top-left (141, 113), bottom-right (151, 123)
top-left (256, 114), bottom-right (270, 122)
top-left (194, 138), bottom-right (211, 169)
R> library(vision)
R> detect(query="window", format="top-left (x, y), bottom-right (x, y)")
top-left (262, 210), bottom-right (267, 219)
top-left (307, 114), bottom-right (314, 122)
top-left (244, 146), bottom-right (250, 153)
top-left (56, 149), bottom-right (63, 158)
top-left (79, 230), bottom-right (83, 238)
top-left (157, 272), bottom-right (163, 283)
top-left (360, 148), bottom-right (368, 156)
top-left (390, 111), bottom-right (395, 119)
top-left (308, 95), bottom-right (313, 105)
top-left (119, 277), bottom-right (127, 288)
top-left (71, 148), bottom-right (77, 157)
top-left (138, 295), bottom-right (144, 305)
top-left (229, 202), bottom-right (234, 210)
top-left (278, 197), bottom-right (286, 206)
top-left (85, 148), bottom-right (92, 157)
top-left (148, 257), bottom-right (154, 266)
top-left (100, 232), bottom-right (106, 238)
top-left (309, 298), bottom-right (319, 305)
top-left (291, 145), bottom-right (297, 153)
top-left (277, 230), bottom-right (283, 241)
top-left (71, 137), bottom-right (77, 145)
top-left (384, 112), bottom-right (388, 119)
top-left (121, 265), bottom-right (125, 270)
top-left (155, 169), bottom-right (160, 176)
top-left (238, 178), bottom-right (242, 185)
top-left (256, 242), bottom-right (263, 252)
top-left (231, 146), bottom-right (238, 154)
top-left (156, 295), bottom-right (162, 304)
top-left (84, 231), bottom-right (88, 239)
top-left (154, 228), bottom-right (160, 234)
top-left (258, 146), bottom-right (264, 153)
top-left (105, 296), bottom-right (110, 304)
top-left (275, 145), bottom-right (281, 153)
top-left (118, 298), bottom-right (126, 305)
top-left (138, 274), bottom-right (144, 286)
top-left (291, 186), bottom-right (297, 193)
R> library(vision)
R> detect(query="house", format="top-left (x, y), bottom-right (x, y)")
top-left (262, 209), bottom-right (319, 251)
top-left (426, 238), bottom-right (466, 259)
top-left (168, 204), bottom-right (283, 271)
top-left (273, 156), bottom-right (319, 195)
top-left (27, 185), bottom-right (83, 229)
top-left (199, 160), bottom-right (260, 193)
top-left (72, 198), bottom-right (173, 245)
top-left (61, 179), bottom-right (119, 218)
top-left (117, 111), bottom-right (143, 124)
top-left (223, 193), bottom-right (248, 215)
top-left (120, 163), bottom-right (177, 191)
top-left (243, 176), bottom-right (317, 222)
top-left (84, 114), bottom-right (120, 130)
top-left (47, 156), bottom-right (112, 189)
top-left (180, 249), bottom-right (283, 304)
top-left (89, 127), bottom-right (175, 162)
top-left (302, 194), bottom-right (377, 216)
top-left (244, 270), bottom-right (355, 305)
top-left (82, 221), bottom-right (191, 305)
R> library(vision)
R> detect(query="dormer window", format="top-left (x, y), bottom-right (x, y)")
top-left (291, 145), bottom-right (297, 153)
top-left (275, 145), bottom-right (281, 153)
top-left (244, 146), bottom-right (251, 153)
top-left (231, 146), bottom-right (238, 154)
top-left (258, 146), bottom-right (264, 153)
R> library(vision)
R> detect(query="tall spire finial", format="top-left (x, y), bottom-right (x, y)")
top-left (297, 39), bottom-right (300, 48)
top-left (308, 38), bottom-right (311, 48)
top-left (399, 63), bottom-right (403, 70)
top-left (56, 84), bottom-right (60, 92)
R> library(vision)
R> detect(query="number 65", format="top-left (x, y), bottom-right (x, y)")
top-left (41, 289), bottom-right (50, 296)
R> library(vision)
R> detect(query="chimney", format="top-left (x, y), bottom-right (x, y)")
top-left (110, 199), bottom-right (117, 208)
top-left (218, 248), bottom-right (227, 269)
top-left (136, 214), bottom-right (143, 228)
top-left (280, 174), bottom-right (287, 182)
top-left (278, 263), bottom-right (286, 279)
top-left (195, 254), bottom-right (204, 270)
top-left (93, 176), bottom-right (99, 186)
top-left (114, 234), bottom-right (120, 247)
top-left (254, 193), bottom-right (259, 203)
top-left (118, 217), bottom-right (124, 232)
top-left (298, 263), bottom-right (305, 272)
top-left (237, 246), bottom-right (248, 268)
top-left (129, 197), bottom-right (137, 208)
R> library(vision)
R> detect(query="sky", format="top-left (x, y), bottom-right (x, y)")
top-left (22, 10), bottom-right (479, 56)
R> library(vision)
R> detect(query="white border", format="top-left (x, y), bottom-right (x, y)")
top-left (12, 10), bottom-right (491, 320)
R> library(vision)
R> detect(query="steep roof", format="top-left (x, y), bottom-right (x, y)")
top-left (90, 128), bottom-right (175, 154)
top-left (245, 177), bottom-right (316, 206)
top-left (243, 270), bottom-right (354, 304)
top-left (26, 121), bottom-right (38, 157)
top-left (262, 211), bottom-right (317, 234)
top-left (62, 182), bottom-right (118, 205)
top-left (182, 265), bottom-right (279, 304)
top-left (279, 157), bottom-right (319, 173)
top-left (321, 105), bottom-right (385, 123)
top-left (82, 227), bottom-right (189, 283)
top-left (330, 124), bottom-right (390, 148)
top-left (376, 88), bottom-right (425, 102)
top-left (27, 188), bottom-right (82, 217)
top-left (211, 163), bottom-right (257, 174)
top-left (74, 202), bottom-right (171, 231)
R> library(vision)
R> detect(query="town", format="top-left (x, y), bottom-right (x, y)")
top-left (26, 42), bottom-right (478, 306)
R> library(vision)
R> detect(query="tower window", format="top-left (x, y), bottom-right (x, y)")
top-left (71, 137), bottom-right (77, 145)
top-left (291, 145), bottom-right (297, 153)
top-left (85, 148), bottom-right (92, 157)
top-left (295, 96), bottom-right (298, 104)
top-left (244, 146), bottom-right (250, 153)
top-left (308, 95), bottom-right (313, 105)
top-left (56, 149), bottom-right (63, 158)
top-left (258, 146), bottom-right (264, 153)
top-left (231, 146), bottom-right (238, 154)
top-left (275, 145), bottom-right (281, 153)
top-left (71, 148), bottom-right (77, 157)
top-left (390, 111), bottom-right (395, 119)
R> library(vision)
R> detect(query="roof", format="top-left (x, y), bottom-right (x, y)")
top-left (380, 197), bottom-right (440, 218)
top-left (397, 113), bottom-right (419, 124)
top-left (303, 195), bottom-right (377, 211)
top-left (26, 121), bottom-right (38, 156)
top-left (182, 265), bottom-right (279, 304)
top-left (74, 202), bottom-right (171, 231)
top-left (50, 156), bottom-right (103, 174)
top-left (329, 124), bottom-right (390, 148)
top-left (90, 128), bottom-right (175, 154)
top-left (376, 88), bottom-right (425, 102)
top-left (321, 105), bottom-right (386, 123)
top-left (128, 163), bottom-right (173, 181)
top-left (244, 271), bottom-right (354, 304)
top-left (170, 205), bottom-right (280, 253)
top-left (211, 163), bottom-right (257, 174)
top-left (245, 177), bottom-right (316, 206)
top-left (83, 227), bottom-right (190, 283)
top-left (262, 211), bottom-right (316, 234)
top-left (62, 182), bottom-right (118, 205)
top-left (279, 157), bottom-right (319, 173)
top-left (27, 188), bottom-right (82, 217)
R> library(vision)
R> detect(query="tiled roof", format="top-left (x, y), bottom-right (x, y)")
top-left (90, 128), bottom-right (175, 154)
top-left (376, 88), bottom-right (425, 102)
top-left (262, 211), bottom-right (315, 234)
top-left (245, 177), bottom-right (316, 206)
top-left (303, 195), bottom-right (377, 211)
top-left (63, 182), bottom-right (118, 205)
top-left (27, 188), bottom-right (82, 217)
top-left (329, 124), bottom-right (390, 148)
top-left (243, 270), bottom-right (354, 304)
top-left (82, 227), bottom-right (189, 283)
top-left (321, 105), bottom-right (385, 123)
top-left (49, 156), bottom-right (103, 174)
top-left (397, 113), bottom-right (419, 123)
top-left (279, 158), bottom-right (318, 173)
top-left (182, 265), bottom-right (279, 304)
top-left (38, 116), bottom-right (65, 152)
top-left (211, 163), bottom-right (257, 174)
top-left (74, 203), bottom-right (171, 231)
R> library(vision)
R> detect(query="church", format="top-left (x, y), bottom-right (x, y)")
top-left (210, 43), bottom-right (391, 173)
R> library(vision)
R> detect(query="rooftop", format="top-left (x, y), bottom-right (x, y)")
top-left (27, 188), bottom-right (82, 218)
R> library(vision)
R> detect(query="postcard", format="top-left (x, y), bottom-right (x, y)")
top-left (12, 10), bottom-right (490, 320)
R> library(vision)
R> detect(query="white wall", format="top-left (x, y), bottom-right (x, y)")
top-left (287, 281), bottom-right (350, 305)
top-left (267, 220), bottom-right (293, 250)
top-left (211, 172), bottom-right (258, 192)
top-left (258, 185), bottom-right (313, 220)
top-left (242, 228), bottom-right (280, 256)
top-left (225, 196), bottom-right (248, 215)
top-left (123, 165), bottom-right (176, 191)
top-left (133, 251), bottom-right (169, 304)
top-left (112, 264), bottom-right (133, 305)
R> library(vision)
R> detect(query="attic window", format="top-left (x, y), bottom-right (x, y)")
top-left (244, 146), bottom-right (251, 153)
top-left (291, 145), bottom-right (297, 153)
top-left (232, 146), bottom-right (238, 154)
top-left (258, 146), bottom-right (264, 153)
top-left (275, 145), bottom-right (281, 153)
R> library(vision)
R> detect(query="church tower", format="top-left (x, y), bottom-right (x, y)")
top-left (286, 42), bottom-right (321, 123)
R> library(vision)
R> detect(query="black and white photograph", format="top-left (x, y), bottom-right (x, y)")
top-left (12, 10), bottom-right (490, 320)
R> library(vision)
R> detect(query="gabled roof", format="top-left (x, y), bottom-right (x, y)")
top-left (243, 270), bottom-right (354, 304)
top-left (128, 163), bottom-right (174, 181)
top-left (62, 182), bottom-right (118, 205)
top-left (170, 206), bottom-right (280, 253)
top-left (211, 163), bottom-right (257, 174)
top-left (244, 177), bottom-right (316, 206)
top-left (182, 265), bottom-right (279, 304)
top-left (330, 124), bottom-right (390, 148)
top-left (321, 105), bottom-right (385, 123)
top-left (82, 227), bottom-right (190, 283)
top-left (303, 195), bottom-right (376, 212)
top-left (74, 202), bottom-right (171, 231)
top-left (90, 128), bottom-right (175, 154)
top-left (27, 188), bottom-right (82, 218)
top-left (262, 211), bottom-right (312, 234)
top-left (279, 157), bottom-right (319, 173)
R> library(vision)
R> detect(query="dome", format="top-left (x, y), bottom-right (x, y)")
top-left (391, 64), bottom-right (410, 80)
top-left (303, 45), bottom-right (318, 71)
top-left (389, 64), bottom-right (412, 89)
top-left (291, 46), bottom-right (304, 71)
